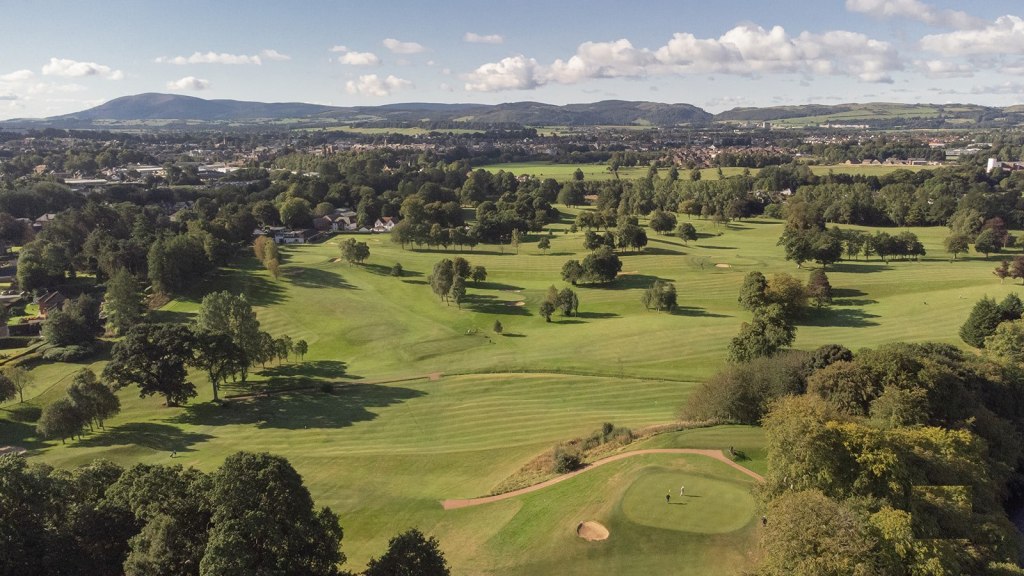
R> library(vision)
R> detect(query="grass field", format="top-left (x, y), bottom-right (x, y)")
top-left (477, 161), bottom-right (936, 182)
top-left (2, 212), bottom-right (1018, 573)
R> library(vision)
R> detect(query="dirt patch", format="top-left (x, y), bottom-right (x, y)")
top-left (428, 372), bottom-right (443, 381)
top-left (714, 263), bottom-right (731, 268)
top-left (577, 521), bottom-right (609, 541)
top-left (0, 445), bottom-right (27, 456)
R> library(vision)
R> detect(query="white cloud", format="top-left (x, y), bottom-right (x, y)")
top-left (155, 52), bottom-right (263, 65)
top-left (260, 49), bottom-right (291, 61)
top-left (845, 0), bottom-right (984, 30)
top-left (464, 32), bottom-right (504, 44)
top-left (339, 51), bottom-right (381, 66)
top-left (41, 58), bottom-right (124, 79)
top-left (439, 82), bottom-right (453, 92)
top-left (1, 70), bottom-right (34, 82)
top-left (971, 81), bottom-right (1024, 95)
top-left (464, 55), bottom-right (545, 91)
top-left (166, 76), bottom-right (211, 91)
top-left (383, 38), bottom-right (426, 54)
top-left (915, 59), bottom-right (973, 78)
top-left (0, 93), bottom-right (18, 101)
top-left (921, 15), bottom-right (1024, 55)
top-left (345, 74), bottom-right (412, 96)
top-left (466, 25), bottom-right (902, 91)
top-left (330, 45), bottom-right (348, 53)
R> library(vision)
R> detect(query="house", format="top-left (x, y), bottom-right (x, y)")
top-left (36, 291), bottom-right (67, 317)
top-left (313, 216), bottom-right (334, 232)
top-left (372, 216), bottom-right (397, 233)
top-left (33, 213), bottom-right (57, 230)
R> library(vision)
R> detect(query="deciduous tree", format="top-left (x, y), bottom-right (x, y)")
top-left (104, 324), bottom-right (196, 406)
top-left (365, 529), bottom-right (450, 576)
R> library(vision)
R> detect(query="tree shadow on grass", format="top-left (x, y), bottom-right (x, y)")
top-left (831, 288), bottom-right (878, 307)
top-left (0, 418), bottom-right (47, 450)
top-left (149, 309), bottom-right (197, 324)
top-left (501, 332), bottom-right (526, 338)
top-left (402, 279), bottom-right (428, 285)
top-left (827, 262), bottom-right (891, 274)
top-left (72, 422), bottom-right (214, 453)
top-left (696, 245), bottom-right (737, 250)
top-left (799, 308), bottom-right (880, 328)
top-left (462, 294), bottom-right (531, 316)
top-left (590, 274), bottom-right (669, 290)
top-left (254, 360), bottom-right (356, 381)
top-left (473, 281), bottom-right (525, 292)
top-left (288, 267), bottom-right (356, 289)
top-left (672, 306), bottom-right (731, 318)
top-left (179, 260), bottom-right (288, 307)
top-left (575, 311), bottom-right (619, 319)
top-left (623, 246), bottom-right (683, 256)
top-left (361, 263), bottom-right (423, 278)
top-left (171, 383), bottom-right (425, 430)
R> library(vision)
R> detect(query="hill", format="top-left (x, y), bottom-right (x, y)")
top-left (0, 94), bottom-right (711, 129)
top-left (713, 102), bottom-right (1024, 128)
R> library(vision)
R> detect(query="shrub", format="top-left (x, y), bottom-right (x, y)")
top-left (552, 445), bottom-right (583, 473)
top-left (42, 344), bottom-right (96, 362)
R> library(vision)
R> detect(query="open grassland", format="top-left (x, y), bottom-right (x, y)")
top-left (477, 161), bottom-right (935, 182)
top-left (2, 212), bottom-right (1019, 573)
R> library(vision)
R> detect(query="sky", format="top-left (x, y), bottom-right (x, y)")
top-left (2, 0), bottom-right (1024, 119)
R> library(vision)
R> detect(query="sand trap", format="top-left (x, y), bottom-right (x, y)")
top-left (428, 372), bottom-right (443, 381)
top-left (715, 263), bottom-right (731, 268)
top-left (508, 301), bottom-right (525, 307)
top-left (577, 521), bottom-right (609, 541)
top-left (619, 270), bottom-right (640, 275)
top-left (329, 257), bottom-right (341, 263)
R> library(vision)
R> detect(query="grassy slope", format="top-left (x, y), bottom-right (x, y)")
top-left (476, 161), bottom-right (933, 182)
top-left (2, 214), bottom-right (1018, 572)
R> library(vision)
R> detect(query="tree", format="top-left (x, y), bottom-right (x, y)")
top-left (1011, 256), bottom-right (1024, 284)
top-left (985, 320), bottom-right (1024, 365)
top-left (557, 288), bottom-right (579, 316)
top-left (66, 369), bottom-right (120, 430)
top-left (196, 292), bottom-right (262, 383)
top-left (537, 236), bottom-right (550, 253)
top-left (728, 304), bottom-right (796, 362)
top-left (340, 238), bottom-right (370, 264)
top-left (428, 259), bottom-right (454, 303)
top-left (996, 261), bottom-right (1011, 284)
top-left (42, 295), bottom-right (101, 348)
top-left (616, 222), bottom-right (647, 252)
top-left (104, 324), bottom-right (197, 406)
top-left (199, 452), bottom-right (345, 576)
top-left (294, 339), bottom-right (308, 361)
top-left (561, 259), bottom-right (584, 285)
top-left (493, 320), bottom-right (503, 334)
top-left (510, 228), bottom-right (523, 254)
top-left (807, 269), bottom-right (833, 307)
top-left (960, 297), bottom-right (1003, 348)
top-left (975, 228), bottom-right (999, 258)
top-left (36, 397), bottom-right (86, 443)
top-left (945, 234), bottom-right (970, 260)
top-left (539, 300), bottom-right (556, 322)
top-left (3, 365), bottom-right (32, 403)
top-left (641, 280), bottom-right (677, 312)
top-left (766, 273), bottom-right (807, 319)
top-left (451, 257), bottom-right (471, 279)
top-left (676, 222), bottom-right (698, 244)
top-left (449, 275), bottom-right (466, 309)
top-left (279, 197), bottom-right (312, 229)
top-left (738, 271), bottom-right (768, 311)
top-left (649, 210), bottom-right (677, 234)
top-left (0, 372), bottom-right (15, 404)
top-left (580, 246), bottom-right (622, 283)
top-left (365, 529), bottom-right (450, 576)
top-left (191, 330), bottom-right (243, 402)
top-left (104, 268), bottom-right (144, 336)
top-left (469, 265), bottom-right (487, 284)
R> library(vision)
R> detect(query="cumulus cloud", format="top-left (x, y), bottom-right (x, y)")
top-left (41, 58), bottom-right (124, 79)
top-left (915, 59), bottom-right (973, 78)
top-left (465, 25), bottom-right (902, 91)
top-left (845, 0), bottom-right (984, 30)
top-left (166, 76), bottom-right (211, 91)
top-left (345, 74), bottom-right (412, 96)
top-left (383, 38), bottom-right (426, 54)
top-left (330, 46), bottom-right (381, 66)
top-left (464, 32), bottom-right (504, 44)
top-left (921, 15), bottom-right (1024, 55)
top-left (464, 55), bottom-right (545, 91)
top-left (155, 52), bottom-right (263, 65)
top-left (1, 70), bottom-right (34, 82)
top-left (260, 49), bottom-right (291, 61)
top-left (0, 93), bottom-right (18, 101)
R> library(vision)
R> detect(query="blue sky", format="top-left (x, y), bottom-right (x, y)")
top-left (2, 0), bottom-right (1024, 119)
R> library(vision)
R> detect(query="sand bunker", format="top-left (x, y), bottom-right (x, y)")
top-left (619, 270), bottom-right (640, 275)
top-left (508, 301), bottom-right (526, 307)
top-left (577, 521), bottom-right (609, 541)
top-left (715, 263), bottom-right (731, 268)
top-left (329, 257), bottom-right (341, 263)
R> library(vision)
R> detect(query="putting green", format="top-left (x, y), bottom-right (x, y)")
top-left (620, 467), bottom-right (755, 534)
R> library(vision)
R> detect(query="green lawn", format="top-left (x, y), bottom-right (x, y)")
top-left (2, 213), bottom-right (1017, 573)
top-left (476, 161), bottom-right (934, 182)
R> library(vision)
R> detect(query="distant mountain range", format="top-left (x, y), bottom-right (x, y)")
top-left (2, 93), bottom-right (1022, 130)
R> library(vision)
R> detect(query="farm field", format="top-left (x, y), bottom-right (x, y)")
top-left (2, 213), bottom-right (1018, 573)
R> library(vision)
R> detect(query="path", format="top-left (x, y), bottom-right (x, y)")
top-left (441, 448), bottom-right (764, 510)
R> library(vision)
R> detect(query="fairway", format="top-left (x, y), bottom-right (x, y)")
top-left (476, 161), bottom-right (933, 182)
top-left (3, 211), bottom-right (1019, 573)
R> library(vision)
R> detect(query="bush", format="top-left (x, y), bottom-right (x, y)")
top-left (41, 344), bottom-right (95, 362)
top-left (552, 446), bottom-right (583, 473)
top-left (319, 382), bottom-right (334, 394)
top-left (681, 350), bottom-right (811, 424)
